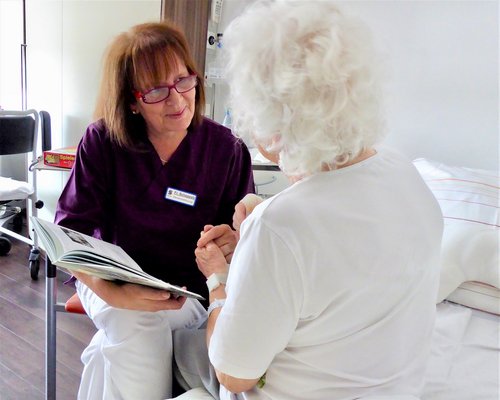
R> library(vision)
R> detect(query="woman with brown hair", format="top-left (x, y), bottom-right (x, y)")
top-left (55, 21), bottom-right (254, 400)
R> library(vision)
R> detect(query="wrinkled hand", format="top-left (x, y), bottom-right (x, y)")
top-left (73, 271), bottom-right (187, 312)
top-left (233, 194), bottom-right (263, 232)
top-left (195, 241), bottom-right (228, 279)
top-left (196, 224), bottom-right (237, 263)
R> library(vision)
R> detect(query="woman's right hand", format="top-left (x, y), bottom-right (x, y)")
top-left (72, 271), bottom-right (186, 312)
top-left (233, 193), bottom-right (264, 232)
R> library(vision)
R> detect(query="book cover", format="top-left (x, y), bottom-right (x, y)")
top-left (43, 147), bottom-right (77, 169)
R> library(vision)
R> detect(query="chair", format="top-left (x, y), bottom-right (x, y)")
top-left (31, 108), bottom-right (85, 399)
top-left (65, 291), bottom-right (86, 314)
top-left (45, 258), bottom-right (86, 400)
top-left (0, 109), bottom-right (48, 279)
top-left (45, 271), bottom-right (198, 399)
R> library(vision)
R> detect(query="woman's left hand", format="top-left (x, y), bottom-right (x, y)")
top-left (195, 241), bottom-right (228, 278)
top-left (196, 224), bottom-right (238, 263)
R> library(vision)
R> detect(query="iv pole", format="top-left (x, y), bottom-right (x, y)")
top-left (20, 0), bottom-right (27, 111)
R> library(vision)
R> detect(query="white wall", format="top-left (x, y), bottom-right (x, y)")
top-left (0, 0), bottom-right (161, 221)
top-left (217, 0), bottom-right (499, 171)
top-left (0, 1), bottom-right (23, 110)
top-left (0, 1), bottom-right (26, 180)
top-left (1, 1), bottom-right (497, 218)
top-left (338, 1), bottom-right (498, 171)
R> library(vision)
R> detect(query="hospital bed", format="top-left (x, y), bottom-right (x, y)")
top-left (415, 158), bottom-right (499, 400)
top-left (422, 302), bottom-right (498, 399)
top-left (171, 157), bottom-right (500, 400)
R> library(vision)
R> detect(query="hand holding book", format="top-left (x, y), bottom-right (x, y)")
top-left (71, 269), bottom-right (189, 311)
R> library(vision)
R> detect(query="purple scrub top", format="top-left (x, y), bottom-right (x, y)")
top-left (55, 117), bottom-right (255, 301)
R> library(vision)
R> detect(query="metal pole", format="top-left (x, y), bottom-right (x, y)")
top-left (45, 257), bottom-right (57, 400)
top-left (20, 0), bottom-right (27, 111)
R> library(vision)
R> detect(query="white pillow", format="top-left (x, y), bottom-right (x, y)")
top-left (413, 158), bottom-right (499, 313)
top-left (446, 281), bottom-right (499, 315)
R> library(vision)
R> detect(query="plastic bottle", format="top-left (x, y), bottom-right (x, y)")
top-left (222, 108), bottom-right (232, 129)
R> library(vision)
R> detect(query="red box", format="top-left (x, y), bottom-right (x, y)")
top-left (43, 147), bottom-right (77, 169)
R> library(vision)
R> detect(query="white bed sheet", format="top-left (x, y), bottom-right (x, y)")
top-left (422, 302), bottom-right (499, 400)
top-left (171, 301), bottom-right (499, 400)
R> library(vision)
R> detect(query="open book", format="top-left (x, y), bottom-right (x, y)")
top-left (31, 217), bottom-right (204, 301)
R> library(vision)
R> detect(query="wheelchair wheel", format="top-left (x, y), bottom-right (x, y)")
top-left (30, 259), bottom-right (40, 280)
top-left (0, 236), bottom-right (12, 256)
top-left (29, 248), bottom-right (40, 280)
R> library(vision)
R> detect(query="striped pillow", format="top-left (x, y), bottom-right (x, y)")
top-left (413, 158), bottom-right (499, 315)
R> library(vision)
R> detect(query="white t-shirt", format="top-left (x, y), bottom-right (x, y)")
top-left (209, 148), bottom-right (443, 400)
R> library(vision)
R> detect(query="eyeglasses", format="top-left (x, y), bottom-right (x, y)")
top-left (133, 74), bottom-right (198, 104)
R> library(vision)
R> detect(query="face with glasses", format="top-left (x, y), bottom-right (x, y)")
top-left (132, 60), bottom-right (197, 138)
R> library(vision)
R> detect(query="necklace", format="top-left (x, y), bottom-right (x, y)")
top-left (160, 157), bottom-right (168, 164)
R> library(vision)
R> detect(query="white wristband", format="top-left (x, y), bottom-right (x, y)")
top-left (207, 298), bottom-right (226, 316)
top-left (206, 272), bottom-right (228, 293)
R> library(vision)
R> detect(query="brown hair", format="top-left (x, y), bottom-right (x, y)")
top-left (94, 21), bottom-right (205, 148)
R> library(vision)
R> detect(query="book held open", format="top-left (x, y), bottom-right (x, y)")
top-left (31, 217), bottom-right (204, 301)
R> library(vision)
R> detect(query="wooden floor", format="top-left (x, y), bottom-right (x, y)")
top-left (0, 219), bottom-right (96, 400)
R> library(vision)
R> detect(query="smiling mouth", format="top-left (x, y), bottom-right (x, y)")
top-left (168, 107), bottom-right (185, 117)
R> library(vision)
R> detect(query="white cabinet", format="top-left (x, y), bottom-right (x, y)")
top-left (251, 150), bottom-right (289, 198)
top-left (252, 167), bottom-right (289, 199)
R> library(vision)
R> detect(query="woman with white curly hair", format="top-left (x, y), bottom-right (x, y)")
top-left (195, 1), bottom-right (443, 399)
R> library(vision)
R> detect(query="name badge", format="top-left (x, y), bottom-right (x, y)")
top-left (165, 187), bottom-right (197, 207)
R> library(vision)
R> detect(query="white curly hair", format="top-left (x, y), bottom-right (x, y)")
top-left (223, 0), bottom-right (386, 177)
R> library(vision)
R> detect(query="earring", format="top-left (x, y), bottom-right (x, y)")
top-left (132, 110), bottom-right (139, 115)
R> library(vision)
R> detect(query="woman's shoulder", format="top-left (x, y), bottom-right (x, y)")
top-left (192, 117), bottom-right (250, 157)
top-left (81, 119), bottom-right (113, 145)
top-left (197, 117), bottom-right (239, 142)
top-left (84, 119), bottom-right (107, 137)
top-left (78, 119), bottom-right (119, 158)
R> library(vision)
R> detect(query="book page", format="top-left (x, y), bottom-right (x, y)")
top-left (32, 217), bottom-right (142, 272)
top-left (31, 217), bottom-right (205, 301)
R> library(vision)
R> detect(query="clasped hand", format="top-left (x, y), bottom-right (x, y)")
top-left (195, 194), bottom-right (264, 278)
top-left (195, 224), bottom-right (235, 278)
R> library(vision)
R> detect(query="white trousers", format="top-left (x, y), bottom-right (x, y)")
top-left (76, 281), bottom-right (207, 400)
